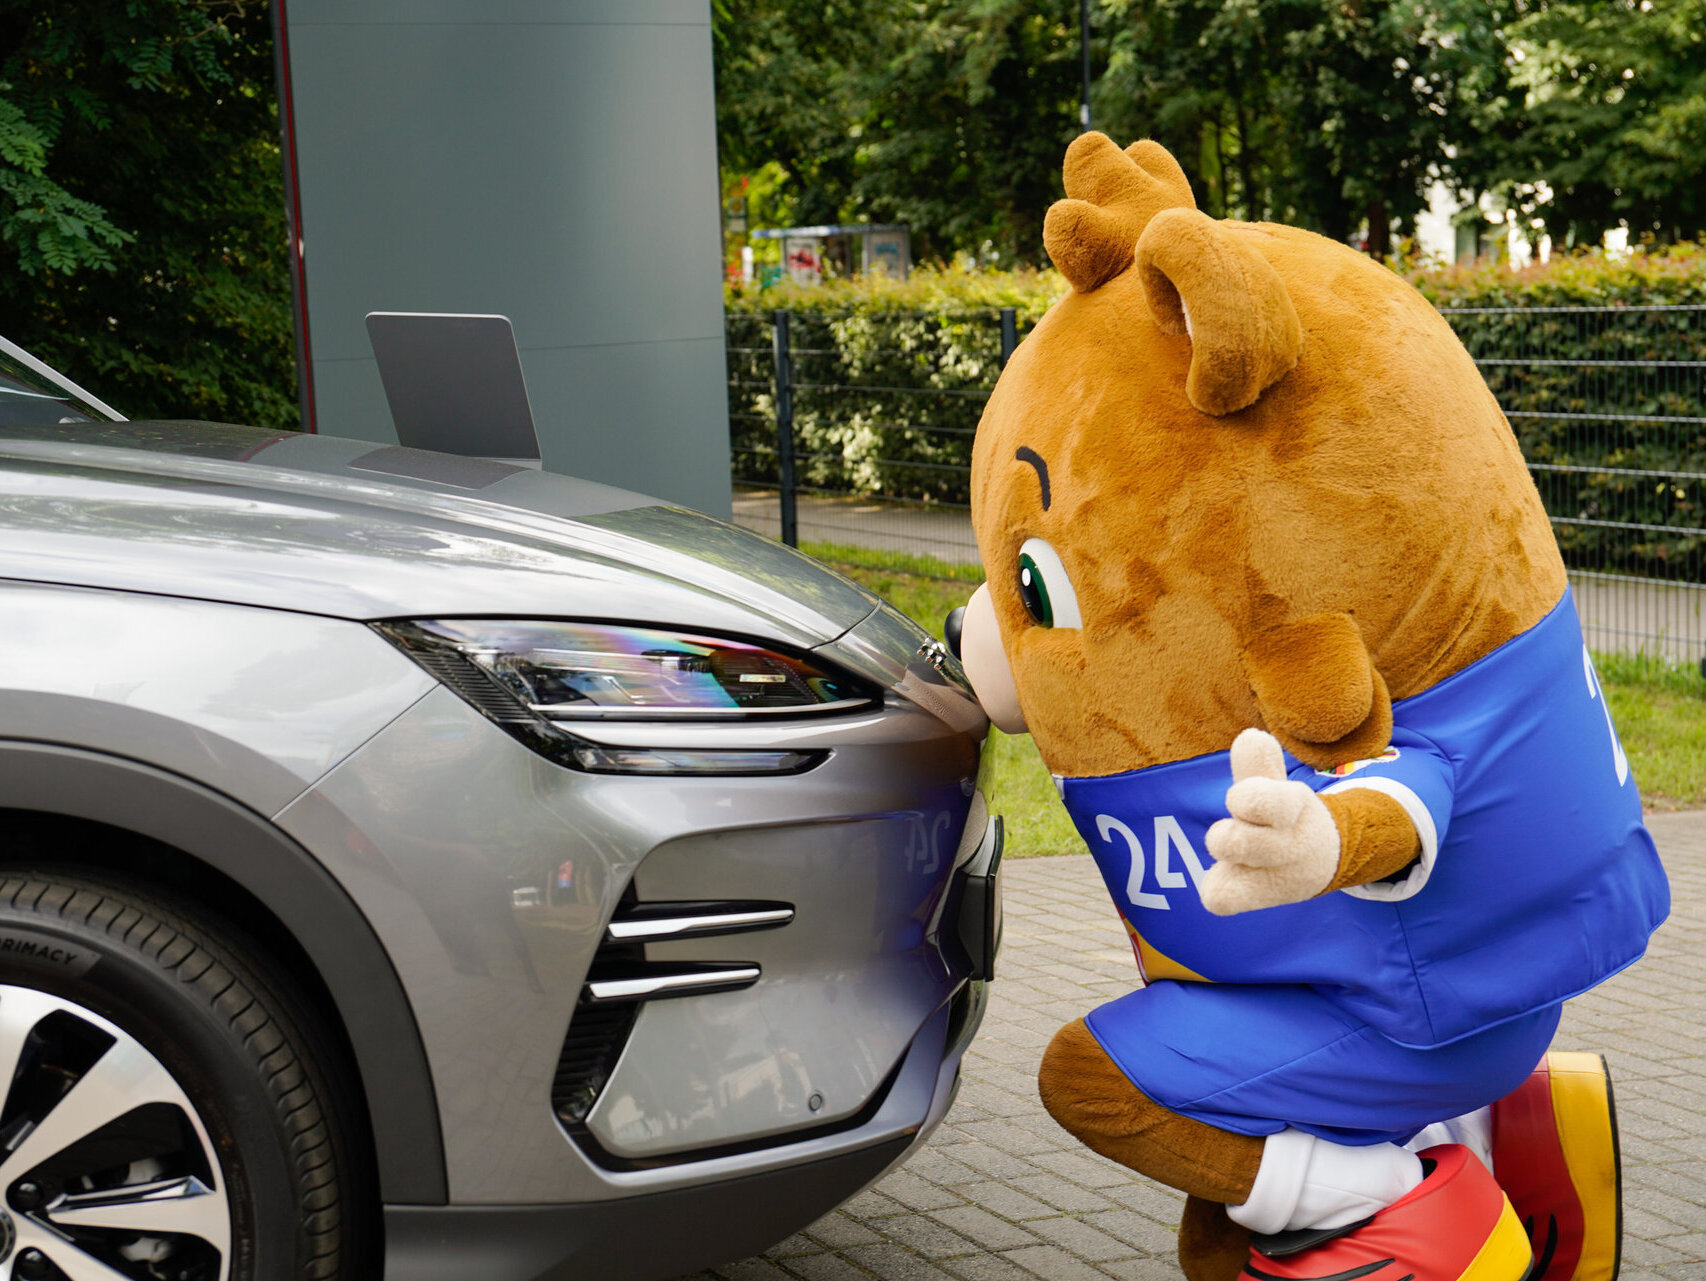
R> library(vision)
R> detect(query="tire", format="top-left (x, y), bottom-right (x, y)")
top-left (0, 868), bottom-right (363, 1281)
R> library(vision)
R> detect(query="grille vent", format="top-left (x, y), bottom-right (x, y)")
top-left (551, 890), bottom-right (792, 1132)
top-left (551, 998), bottom-right (640, 1125)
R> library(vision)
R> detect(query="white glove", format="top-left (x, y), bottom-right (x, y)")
top-left (1201, 728), bottom-right (1340, 916)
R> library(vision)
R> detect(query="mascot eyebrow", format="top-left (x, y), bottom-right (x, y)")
top-left (1015, 446), bottom-right (1052, 510)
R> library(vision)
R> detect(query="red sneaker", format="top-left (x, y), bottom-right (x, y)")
top-left (1238, 1145), bottom-right (1531, 1281)
top-left (1491, 1051), bottom-right (1621, 1281)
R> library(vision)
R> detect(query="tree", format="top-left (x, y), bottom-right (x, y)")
top-left (1284, 0), bottom-right (1519, 253)
top-left (0, 1), bottom-right (295, 427)
top-left (848, 0), bottom-right (1084, 264)
top-left (1095, 0), bottom-right (1518, 254)
top-left (1489, 0), bottom-right (1706, 246)
top-left (715, 0), bottom-right (1083, 265)
top-left (713, 0), bottom-right (888, 231)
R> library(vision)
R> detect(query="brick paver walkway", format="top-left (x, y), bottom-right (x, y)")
top-left (692, 809), bottom-right (1706, 1281)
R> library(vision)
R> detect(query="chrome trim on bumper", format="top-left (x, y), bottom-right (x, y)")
top-left (585, 965), bottom-right (761, 1003)
top-left (605, 905), bottom-right (794, 943)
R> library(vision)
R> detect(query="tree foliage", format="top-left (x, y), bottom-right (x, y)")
top-left (1092, 0), bottom-right (1524, 252)
top-left (1486, 0), bottom-right (1706, 246)
top-left (713, 0), bottom-right (874, 229)
top-left (846, 1), bottom-right (1083, 263)
top-left (716, 0), bottom-right (1706, 262)
top-left (715, 0), bottom-right (1084, 263)
top-left (0, 0), bottom-right (296, 427)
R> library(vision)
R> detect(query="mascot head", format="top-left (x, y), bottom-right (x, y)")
top-left (959, 133), bottom-right (1564, 777)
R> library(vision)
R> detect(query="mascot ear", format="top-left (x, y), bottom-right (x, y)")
top-left (1135, 207), bottom-right (1303, 417)
top-left (1242, 613), bottom-right (1393, 770)
top-left (1043, 133), bottom-right (1196, 294)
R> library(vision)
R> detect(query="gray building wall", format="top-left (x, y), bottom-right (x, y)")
top-left (279, 0), bottom-right (731, 516)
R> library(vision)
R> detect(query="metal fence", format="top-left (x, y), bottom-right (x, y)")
top-left (1441, 305), bottom-right (1706, 663)
top-left (727, 307), bottom-right (1023, 570)
top-left (728, 304), bottom-right (1706, 663)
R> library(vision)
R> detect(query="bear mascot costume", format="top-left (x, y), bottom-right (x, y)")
top-left (951, 133), bottom-right (1670, 1281)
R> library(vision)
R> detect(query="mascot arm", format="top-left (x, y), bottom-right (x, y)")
top-left (1202, 729), bottom-right (1446, 915)
top-left (1319, 790), bottom-right (1423, 892)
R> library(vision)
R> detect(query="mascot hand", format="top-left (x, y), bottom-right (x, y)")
top-left (1202, 728), bottom-right (1339, 915)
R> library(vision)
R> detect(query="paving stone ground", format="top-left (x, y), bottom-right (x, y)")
top-left (688, 809), bottom-right (1706, 1281)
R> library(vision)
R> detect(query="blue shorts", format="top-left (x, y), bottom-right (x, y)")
top-left (1083, 981), bottom-right (1560, 1146)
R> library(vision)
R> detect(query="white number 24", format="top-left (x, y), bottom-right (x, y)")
top-left (1095, 814), bottom-right (1209, 910)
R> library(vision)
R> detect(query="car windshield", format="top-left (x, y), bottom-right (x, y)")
top-left (0, 347), bottom-right (114, 425)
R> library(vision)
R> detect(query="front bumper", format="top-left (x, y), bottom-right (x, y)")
top-left (276, 679), bottom-right (989, 1206)
top-left (381, 978), bottom-right (988, 1281)
top-left (381, 1141), bottom-right (913, 1281)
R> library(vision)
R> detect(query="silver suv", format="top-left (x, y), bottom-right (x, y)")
top-left (0, 338), bottom-right (999, 1281)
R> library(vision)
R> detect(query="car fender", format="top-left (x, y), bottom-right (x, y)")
top-left (0, 581), bottom-right (438, 818)
top-left (0, 740), bottom-right (447, 1204)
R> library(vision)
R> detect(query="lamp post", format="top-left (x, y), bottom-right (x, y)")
top-left (1079, 0), bottom-right (1092, 131)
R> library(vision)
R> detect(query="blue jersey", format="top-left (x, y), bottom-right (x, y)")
top-left (1059, 590), bottom-right (1669, 1049)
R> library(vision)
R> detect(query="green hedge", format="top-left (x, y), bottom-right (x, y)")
top-left (728, 247), bottom-right (1706, 579)
top-left (1402, 242), bottom-right (1706, 309)
top-left (725, 266), bottom-right (1063, 503)
top-left (1404, 245), bottom-right (1706, 580)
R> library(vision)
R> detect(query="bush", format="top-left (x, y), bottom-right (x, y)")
top-left (727, 248), bottom-right (1706, 584)
top-left (1402, 240), bottom-right (1706, 309)
top-left (725, 265), bottom-right (1064, 503)
top-left (1403, 243), bottom-right (1706, 581)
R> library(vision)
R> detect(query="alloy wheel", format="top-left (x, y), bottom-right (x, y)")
top-left (0, 985), bottom-right (229, 1281)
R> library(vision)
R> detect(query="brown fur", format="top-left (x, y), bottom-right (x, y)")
top-left (1038, 1020), bottom-right (1263, 1201)
top-left (1044, 135), bottom-right (1195, 293)
top-left (1137, 207), bottom-right (1303, 415)
top-left (978, 134), bottom-right (1567, 1257)
top-left (1042, 1017), bottom-right (1259, 1281)
top-left (1243, 613), bottom-right (1393, 768)
top-left (971, 157), bottom-right (1564, 784)
top-left (1180, 1197), bottom-right (1254, 1281)
top-left (1322, 790), bottom-right (1423, 891)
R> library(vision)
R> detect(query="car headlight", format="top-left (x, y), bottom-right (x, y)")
top-left (374, 619), bottom-right (880, 775)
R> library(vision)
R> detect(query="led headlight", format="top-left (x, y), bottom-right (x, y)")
top-left (375, 619), bottom-right (880, 775)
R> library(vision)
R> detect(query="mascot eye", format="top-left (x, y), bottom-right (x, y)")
top-left (1016, 538), bottom-right (1082, 629)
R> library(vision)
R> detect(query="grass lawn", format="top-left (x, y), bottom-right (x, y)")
top-left (816, 548), bottom-right (1706, 855)
top-left (1597, 652), bottom-right (1706, 811)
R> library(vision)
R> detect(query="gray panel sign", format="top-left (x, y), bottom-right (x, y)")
top-left (366, 312), bottom-right (540, 461)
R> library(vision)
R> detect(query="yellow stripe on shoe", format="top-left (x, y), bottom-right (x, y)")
top-left (1461, 1199), bottom-right (1536, 1281)
top-left (1547, 1052), bottom-right (1621, 1281)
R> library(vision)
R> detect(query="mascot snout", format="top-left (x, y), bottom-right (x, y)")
top-left (954, 585), bottom-right (1027, 735)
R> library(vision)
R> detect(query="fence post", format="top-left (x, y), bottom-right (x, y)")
top-left (771, 309), bottom-right (798, 547)
top-left (999, 307), bottom-right (1018, 369)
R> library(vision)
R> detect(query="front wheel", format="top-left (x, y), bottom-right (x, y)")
top-left (0, 870), bottom-right (363, 1280)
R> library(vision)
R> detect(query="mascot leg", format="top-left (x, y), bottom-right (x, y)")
top-left (1039, 1019), bottom-right (1264, 1201)
top-left (1181, 1197), bottom-right (1252, 1281)
top-left (1040, 1016), bottom-right (1544, 1281)
top-left (1039, 1019), bottom-right (1260, 1281)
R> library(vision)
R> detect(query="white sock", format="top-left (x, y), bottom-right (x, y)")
top-left (1227, 1128), bottom-right (1426, 1235)
top-left (1404, 1107), bottom-right (1493, 1172)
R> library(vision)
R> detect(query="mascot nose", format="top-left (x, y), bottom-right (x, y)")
top-left (944, 606), bottom-right (967, 660)
top-left (958, 585), bottom-right (1029, 735)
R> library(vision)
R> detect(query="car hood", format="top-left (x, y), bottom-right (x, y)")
top-left (0, 422), bottom-right (883, 648)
